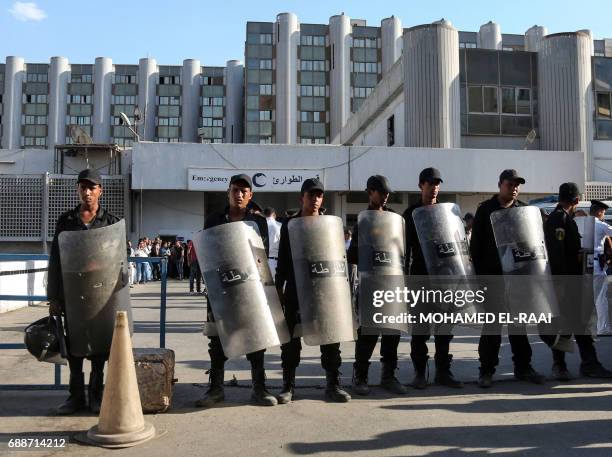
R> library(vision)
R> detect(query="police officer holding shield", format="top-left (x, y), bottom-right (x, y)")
top-left (47, 168), bottom-right (120, 415)
top-left (471, 169), bottom-right (544, 388)
top-left (542, 183), bottom-right (612, 380)
top-left (195, 174), bottom-right (277, 407)
top-left (403, 168), bottom-right (462, 389)
top-left (276, 178), bottom-right (352, 404)
top-left (348, 175), bottom-right (407, 396)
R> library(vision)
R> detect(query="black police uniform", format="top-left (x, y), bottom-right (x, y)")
top-left (403, 202), bottom-right (455, 377)
top-left (47, 204), bottom-right (120, 412)
top-left (348, 205), bottom-right (401, 382)
top-left (543, 205), bottom-right (601, 371)
top-left (203, 206), bottom-right (269, 370)
top-left (48, 205), bottom-right (120, 373)
top-left (470, 195), bottom-right (534, 375)
top-left (276, 209), bottom-right (343, 374)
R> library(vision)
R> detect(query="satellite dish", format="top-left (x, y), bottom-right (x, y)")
top-left (523, 129), bottom-right (537, 150)
top-left (119, 112), bottom-right (132, 127)
top-left (134, 106), bottom-right (142, 122)
top-left (70, 125), bottom-right (93, 144)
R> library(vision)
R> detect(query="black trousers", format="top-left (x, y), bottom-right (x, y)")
top-left (354, 327), bottom-right (400, 369)
top-left (207, 307), bottom-right (265, 370)
top-left (67, 354), bottom-right (107, 374)
top-left (410, 320), bottom-right (454, 366)
top-left (478, 323), bottom-right (532, 374)
top-left (280, 303), bottom-right (342, 372)
top-left (541, 334), bottom-right (598, 366)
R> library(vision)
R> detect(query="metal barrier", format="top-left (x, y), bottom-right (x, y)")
top-left (0, 254), bottom-right (168, 390)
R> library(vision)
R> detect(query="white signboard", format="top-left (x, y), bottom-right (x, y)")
top-left (187, 168), bottom-right (324, 192)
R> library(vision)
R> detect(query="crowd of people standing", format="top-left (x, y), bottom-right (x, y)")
top-left (127, 236), bottom-right (204, 294)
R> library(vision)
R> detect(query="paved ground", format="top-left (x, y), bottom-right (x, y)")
top-left (2, 280), bottom-right (612, 456)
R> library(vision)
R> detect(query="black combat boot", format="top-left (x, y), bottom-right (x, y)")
top-left (56, 372), bottom-right (86, 415)
top-left (277, 367), bottom-right (296, 404)
top-left (411, 356), bottom-right (429, 390)
top-left (434, 354), bottom-right (463, 388)
top-left (581, 361), bottom-right (612, 378)
top-left (380, 363), bottom-right (407, 395)
top-left (195, 368), bottom-right (225, 408)
top-left (325, 370), bottom-right (351, 402)
top-left (514, 365), bottom-right (546, 384)
top-left (352, 363), bottom-right (370, 396)
top-left (251, 365), bottom-right (277, 406)
top-left (88, 370), bottom-right (104, 414)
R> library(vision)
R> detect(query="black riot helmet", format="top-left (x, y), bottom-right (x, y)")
top-left (24, 317), bottom-right (66, 364)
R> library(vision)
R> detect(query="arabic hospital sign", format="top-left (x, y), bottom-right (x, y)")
top-left (187, 168), bottom-right (324, 192)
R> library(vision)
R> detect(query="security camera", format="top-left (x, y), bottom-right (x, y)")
top-left (119, 112), bottom-right (132, 127)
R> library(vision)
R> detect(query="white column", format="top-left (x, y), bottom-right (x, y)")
top-left (92, 57), bottom-right (113, 143)
top-left (181, 59), bottom-right (201, 143)
top-left (381, 16), bottom-right (403, 76)
top-left (404, 20), bottom-right (460, 148)
top-left (274, 12), bottom-right (299, 144)
top-left (329, 13), bottom-right (352, 140)
top-left (2, 56), bottom-right (25, 149)
top-left (48, 56), bottom-right (70, 149)
top-left (538, 32), bottom-right (594, 180)
top-left (225, 60), bottom-right (244, 143)
top-left (477, 21), bottom-right (502, 50)
top-left (525, 25), bottom-right (548, 52)
top-left (138, 58), bottom-right (158, 141)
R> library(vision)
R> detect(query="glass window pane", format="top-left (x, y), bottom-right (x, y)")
top-left (466, 49), bottom-right (499, 85)
top-left (516, 88), bottom-right (531, 114)
top-left (468, 86), bottom-right (483, 112)
top-left (500, 52), bottom-right (531, 86)
top-left (501, 87), bottom-right (516, 114)
top-left (596, 120), bottom-right (612, 139)
top-left (501, 116), bottom-right (532, 135)
top-left (594, 57), bottom-right (612, 92)
top-left (597, 92), bottom-right (611, 118)
top-left (468, 114), bottom-right (499, 134)
top-left (483, 87), bottom-right (498, 113)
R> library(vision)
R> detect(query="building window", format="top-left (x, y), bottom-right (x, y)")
top-left (26, 73), bottom-right (48, 82)
top-left (259, 84), bottom-right (272, 95)
top-left (461, 49), bottom-right (536, 136)
top-left (259, 59), bottom-right (273, 70)
top-left (387, 115), bottom-right (395, 146)
top-left (71, 74), bottom-right (93, 83)
top-left (468, 86), bottom-right (498, 113)
top-left (353, 37), bottom-right (378, 48)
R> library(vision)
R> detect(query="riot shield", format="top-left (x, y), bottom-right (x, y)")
top-left (357, 210), bottom-right (407, 333)
top-left (490, 206), bottom-right (559, 316)
top-left (412, 203), bottom-right (474, 276)
top-left (288, 215), bottom-right (356, 346)
top-left (411, 203), bottom-right (477, 327)
top-left (58, 219), bottom-right (131, 358)
top-left (193, 221), bottom-right (290, 359)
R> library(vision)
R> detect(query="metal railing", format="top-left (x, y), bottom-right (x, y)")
top-left (0, 254), bottom-right (168, 390)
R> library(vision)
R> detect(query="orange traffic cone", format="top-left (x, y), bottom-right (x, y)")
top-left (86, 311), bottom-right (156, 448)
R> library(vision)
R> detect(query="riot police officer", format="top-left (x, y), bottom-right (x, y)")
top-left (471, 169), bottom-right (544, 388)
top-left (47, 168), bottom-right (120, 415)
top-left (195, 174), bottom-right (277, 407)
top-left (276, 178), bottom-right (352, 404)
top-left (543, 183), bottom-right (612, 380)
top-left (403, 168), bottom-right (462, 389)
top-left (348, 175), bottom-right (407, 396)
